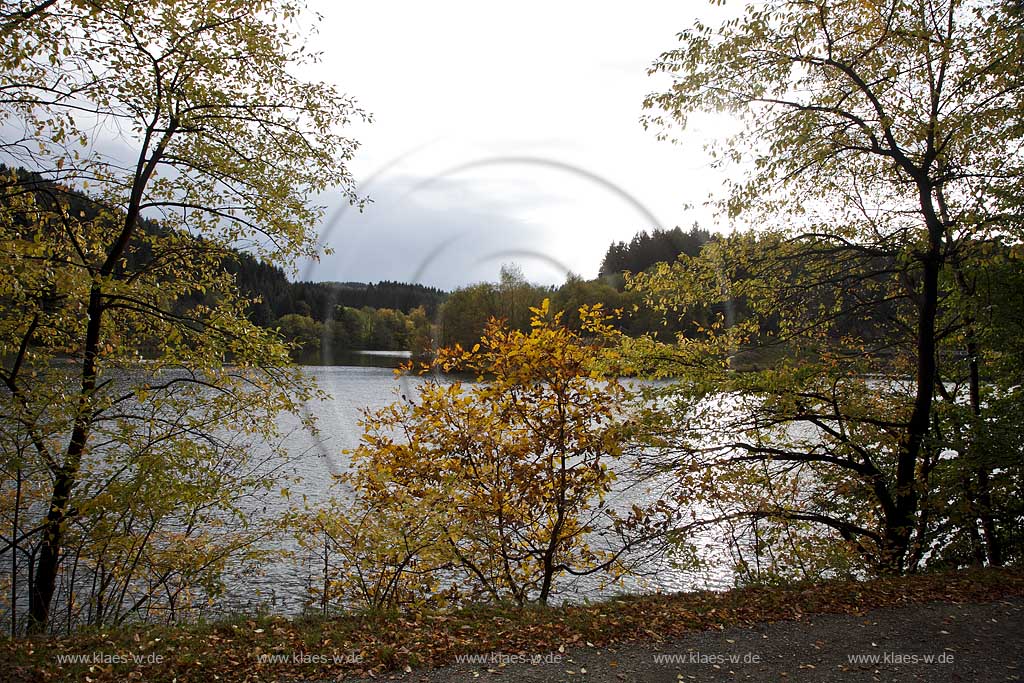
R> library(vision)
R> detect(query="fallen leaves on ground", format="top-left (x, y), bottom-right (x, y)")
top-left (2, 567), bottom-right (1022, 683)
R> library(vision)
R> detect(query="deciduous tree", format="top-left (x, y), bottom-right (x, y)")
top-left (636, 0), bottom-right (1023, 575)
top-left (333, 302), bottom-right (650, 607)
top-left (0, 0), bottom-right (363, 632)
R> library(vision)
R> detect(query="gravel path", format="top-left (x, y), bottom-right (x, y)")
top-left (374, 598), bottom-right (1023, 683)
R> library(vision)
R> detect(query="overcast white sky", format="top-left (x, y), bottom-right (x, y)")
top-left (297, 1), bottom-right (743, 290)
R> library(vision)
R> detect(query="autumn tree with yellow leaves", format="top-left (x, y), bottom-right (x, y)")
top-left (305, 302), bottom-right (653, 608)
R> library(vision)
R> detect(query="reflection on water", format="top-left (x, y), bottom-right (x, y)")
top-left (226, 361), bottom-right (733, 615)
top-left (321, 349), bottom-right (413, 368)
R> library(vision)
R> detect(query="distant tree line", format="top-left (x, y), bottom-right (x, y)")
top-left (263, 227), bottom-right (719, 360)
top-left (599, 226), bottom-right (712, 282)
top-left (436, 267), bottom-right (647, 350)
top-left (226, 253), bottom-right (446, 359)
top-left (226, 253), bottom-right (446, 324)
top-left (437, 229), bottom-right (715, 351)
top-left (7, 167), bottom-right (723, 363)
top-left (6, 167), bottom-right (847, 366)
top-left (277, 306), bottom-right (433, 362)
top-left (4, 166), bottom-right (731, 361)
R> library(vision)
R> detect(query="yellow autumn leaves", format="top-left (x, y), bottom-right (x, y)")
top-left (300, 301), bottom-right (650, 609)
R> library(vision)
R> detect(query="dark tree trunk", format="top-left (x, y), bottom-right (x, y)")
top-left (28, 467), bottom-right (75, 632)
top-left (883, 182), bottom-right (944, 574)
top-left (27, 286), bottom-right (103, 633)
top-left (966, 333), bottom-right (1002, 566)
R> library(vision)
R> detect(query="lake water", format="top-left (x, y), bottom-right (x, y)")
top-left (227, 360), bottom-right (734, 614)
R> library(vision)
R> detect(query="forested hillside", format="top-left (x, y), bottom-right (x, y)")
top-left (227, 252), bottom-right (447, 325)
top-left (1, 165), bottom-right (447, 358)
top-left (5, 164), bottom-right (714, 360)
top-left (10, 163), bottom-right (915, 365)
top-left (599, 226), bottom-right (712, 281)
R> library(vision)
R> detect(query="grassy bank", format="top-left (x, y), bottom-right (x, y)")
top-left (3, 567), bottom-right (1022, 682)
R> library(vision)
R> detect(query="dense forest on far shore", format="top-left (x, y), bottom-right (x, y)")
top-left (249, 226), bottom-right (716, 360)
top-left (3, 166), bottom-right (719, 360)
top-left (5, 167), bottom-right (983, 367)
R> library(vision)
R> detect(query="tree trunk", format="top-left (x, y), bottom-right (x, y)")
top-left (537, 557), bottom-right (554, 606)
top-left (884, 187), bottom-right (943, 574)
top-left (11, 467), bottom-right (21, 637)
top-left (24, 117), bottom-right (168, 630)
top-left (27, 285), bottom-right (103, 632)
top-left (966, 333), bottom-right (1002, 566)
top-left (28, 467), bottom-right (75, 632)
